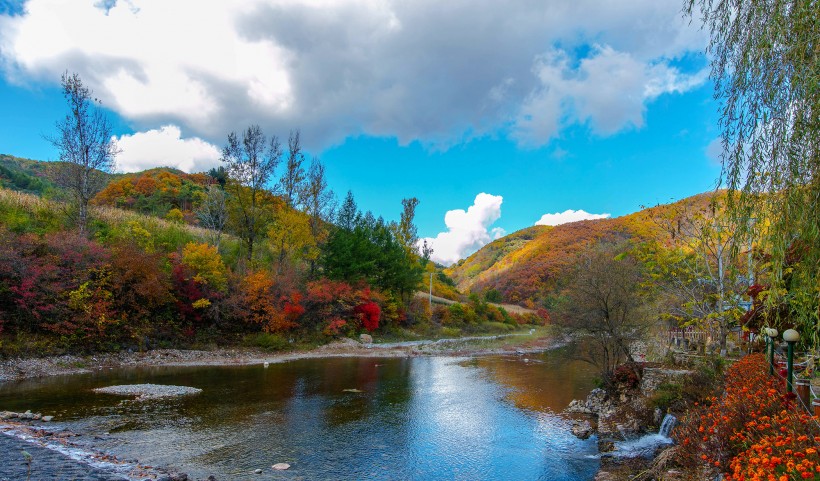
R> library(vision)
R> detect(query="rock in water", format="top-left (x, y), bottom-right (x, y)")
top-left (93, 384), bottom-right (202, 400)
top-left (41, 416), bottom-right (54, 422)
top-left (342, 388), bottom-right (363, 393)
top-left (359, 333), bottom-right (373, 344)
top-left (254, 468), bottom-right (262, 474)
top-left (571, 420), bottom-right (593, 440)
top-left (272, 463), bottom-right (290, 470)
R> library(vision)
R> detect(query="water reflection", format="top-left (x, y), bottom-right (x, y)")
top-left (0, 349), bottom-right (599, 480)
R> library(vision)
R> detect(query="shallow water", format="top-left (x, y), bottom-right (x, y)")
top-left (0, 348), bottom-right (600, 480)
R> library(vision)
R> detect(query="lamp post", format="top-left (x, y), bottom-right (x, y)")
top-left (783, 329), bottom-right (800, 393)
top-left (766, 328), bottom-right (778, 376)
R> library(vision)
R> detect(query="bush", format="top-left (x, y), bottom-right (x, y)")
top-left (648, 382), bottom-right (683, 412)
top-left (244, 332), bottom-right (290, 351)
top-left (439, 327), bottom-right (461, 337)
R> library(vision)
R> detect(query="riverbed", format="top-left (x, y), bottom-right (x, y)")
top-left (0, 348), bottom-right (599, 480)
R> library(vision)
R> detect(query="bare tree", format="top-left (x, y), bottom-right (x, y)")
top-left (196, 184), bottom-right (228, 248)
top-left (559, 243), bottom-right (653, 382)
top-left (48, 72), bottom-right (118, 233)
top-left (221, 125), bottom-right (281, 262)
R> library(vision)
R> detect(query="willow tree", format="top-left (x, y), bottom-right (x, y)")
top-left (686, 0), bottom-right (820, 345)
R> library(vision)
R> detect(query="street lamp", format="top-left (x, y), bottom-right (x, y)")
top-left (783, 329), bottom-right (800, 393)
top-left (766, 328), bottom-right (778, 376)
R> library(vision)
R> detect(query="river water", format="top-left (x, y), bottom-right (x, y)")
top-left (0, 348), bottom-right (600, 480)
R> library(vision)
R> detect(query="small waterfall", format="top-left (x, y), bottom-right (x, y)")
top-left (658, 414), bottom-right (677, 437)
top-left (610, 414), bottom-right (676, 458)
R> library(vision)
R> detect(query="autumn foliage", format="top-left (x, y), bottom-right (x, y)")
top-left (674, 354), bottom-right (820, 480)
top-left (240, 271), bottom-right (303, 333)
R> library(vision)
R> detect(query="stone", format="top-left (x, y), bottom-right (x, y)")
top-left (359, 334), bottom-right (373, 344)
top-left (272, 463), bottom-right (291, 470)
top-left (597, 439), bottom-right (616, 453)
top-left (33, 413), bottom-right (41, 420)
top-left (640, 368), bottom-right (693, 396)
top-left (594, 471), bottom-right (618, 481)
top-left (566, 399), bottom-right (591, 414)
top-left (254, 469), bottom-right (263, 474)
top-left (571, 420), bottom-right (593, 440)
top-left (41, 416), bottom-right (54, 422)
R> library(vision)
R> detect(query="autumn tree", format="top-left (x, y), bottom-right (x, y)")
top-left (48, 72), bottom-right (118, 233)
top-left (303, 157), bottom-right (335, 276)
top-left (394, 197), bottom-right (419, 255)
top-left (278, 130), bottom-right (306, 209)
top-left (648, 200), bottom-right (748, 355)
top-left (268, 207), bottom-right (315, 271)
top-left (221, 125), bottom-right (281, 262)
top-left (558, 243), bottom-right (654, 382)
top-left (685, 0), bottom-right (820, 345)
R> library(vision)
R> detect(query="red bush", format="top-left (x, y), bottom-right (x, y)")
top-left (355, 301), bottom-right (381, 332)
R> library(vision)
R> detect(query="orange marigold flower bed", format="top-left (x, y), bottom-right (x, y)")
top-left (674, 353), bottom-right (820, 480)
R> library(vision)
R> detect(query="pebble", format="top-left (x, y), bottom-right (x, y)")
top-left (254, 468), bottom-right (263, 474)
top-left (272, 463), bottom-right (290, 470)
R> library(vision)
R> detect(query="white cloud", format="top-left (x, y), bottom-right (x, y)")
top-left (535, 209), bottom-right (611, 226)
top-left (114, 125), bottom-right (221, 173)
top-left (419, 193), bottom-right (505, 266)
top-left (0, 0), bottom-right (708, 149)
top-left (706, 137), bottom-right (724, 165)
top-left (513, 46), bottom-right (709, 145)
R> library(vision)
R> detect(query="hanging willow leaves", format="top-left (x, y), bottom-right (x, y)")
top-left (685, 0), bottom-right (820, 344)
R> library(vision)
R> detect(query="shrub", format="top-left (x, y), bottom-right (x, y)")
top-left (245, 332), bottom-right (290, 351)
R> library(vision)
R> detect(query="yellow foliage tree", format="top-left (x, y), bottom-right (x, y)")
top-left (181, 242), bottom-right (228, 292)
top-left (269, 207), bottom-right (316, 272)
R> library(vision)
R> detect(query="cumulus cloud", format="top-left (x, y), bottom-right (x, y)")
top-left (419, 193), bottom-right (506, 266)
top-left (535, 209), bottom-right (611, 226)
top-left (513, 46), bottom-right (709, 145)
top-left (114, 125), bottom-right (221, 173)
top-left (0, 0), bottom-right (708, 151)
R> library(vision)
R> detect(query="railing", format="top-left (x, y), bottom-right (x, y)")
top-left (668, 327), bottom-right (744, 352)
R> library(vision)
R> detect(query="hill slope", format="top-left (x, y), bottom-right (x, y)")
top-left (446, 192), bottom-right (719, 307)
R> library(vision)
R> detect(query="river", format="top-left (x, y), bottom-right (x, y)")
top-left (0, 347), bottom-right (599, 480)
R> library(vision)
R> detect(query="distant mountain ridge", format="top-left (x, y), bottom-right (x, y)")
top-left (445, 192), bottom-right (718, 308)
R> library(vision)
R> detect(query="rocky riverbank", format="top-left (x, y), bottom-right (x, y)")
top-left (0, 331), bottom-right (563, 382)
top-left (0, 420), bottom-right (190, 481)
top-left (565, 367), bottom-right (694, 481)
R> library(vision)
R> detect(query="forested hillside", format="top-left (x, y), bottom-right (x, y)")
top-left (447, 192), bottom-right (718, 308)
top-left (0, 153), bottom-right (541, 356)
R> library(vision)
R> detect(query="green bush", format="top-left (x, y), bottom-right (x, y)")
top-left (648, 382), bottom-right (683, 412)
top-left (439, 327), bottom-right (461, 338)
top-left (245, 332), bottom-right (290, 351)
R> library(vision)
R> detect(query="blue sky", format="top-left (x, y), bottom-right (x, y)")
top-left (0, 0), bottom-right (722, 265)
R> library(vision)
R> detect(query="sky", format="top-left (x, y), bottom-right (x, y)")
top-left (0, 0), bottom-right (723, 265)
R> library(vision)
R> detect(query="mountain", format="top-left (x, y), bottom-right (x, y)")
top-left (445, 192), bottom-right (719, 308)
top-left (0, 154), bottom-right (59, 195)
